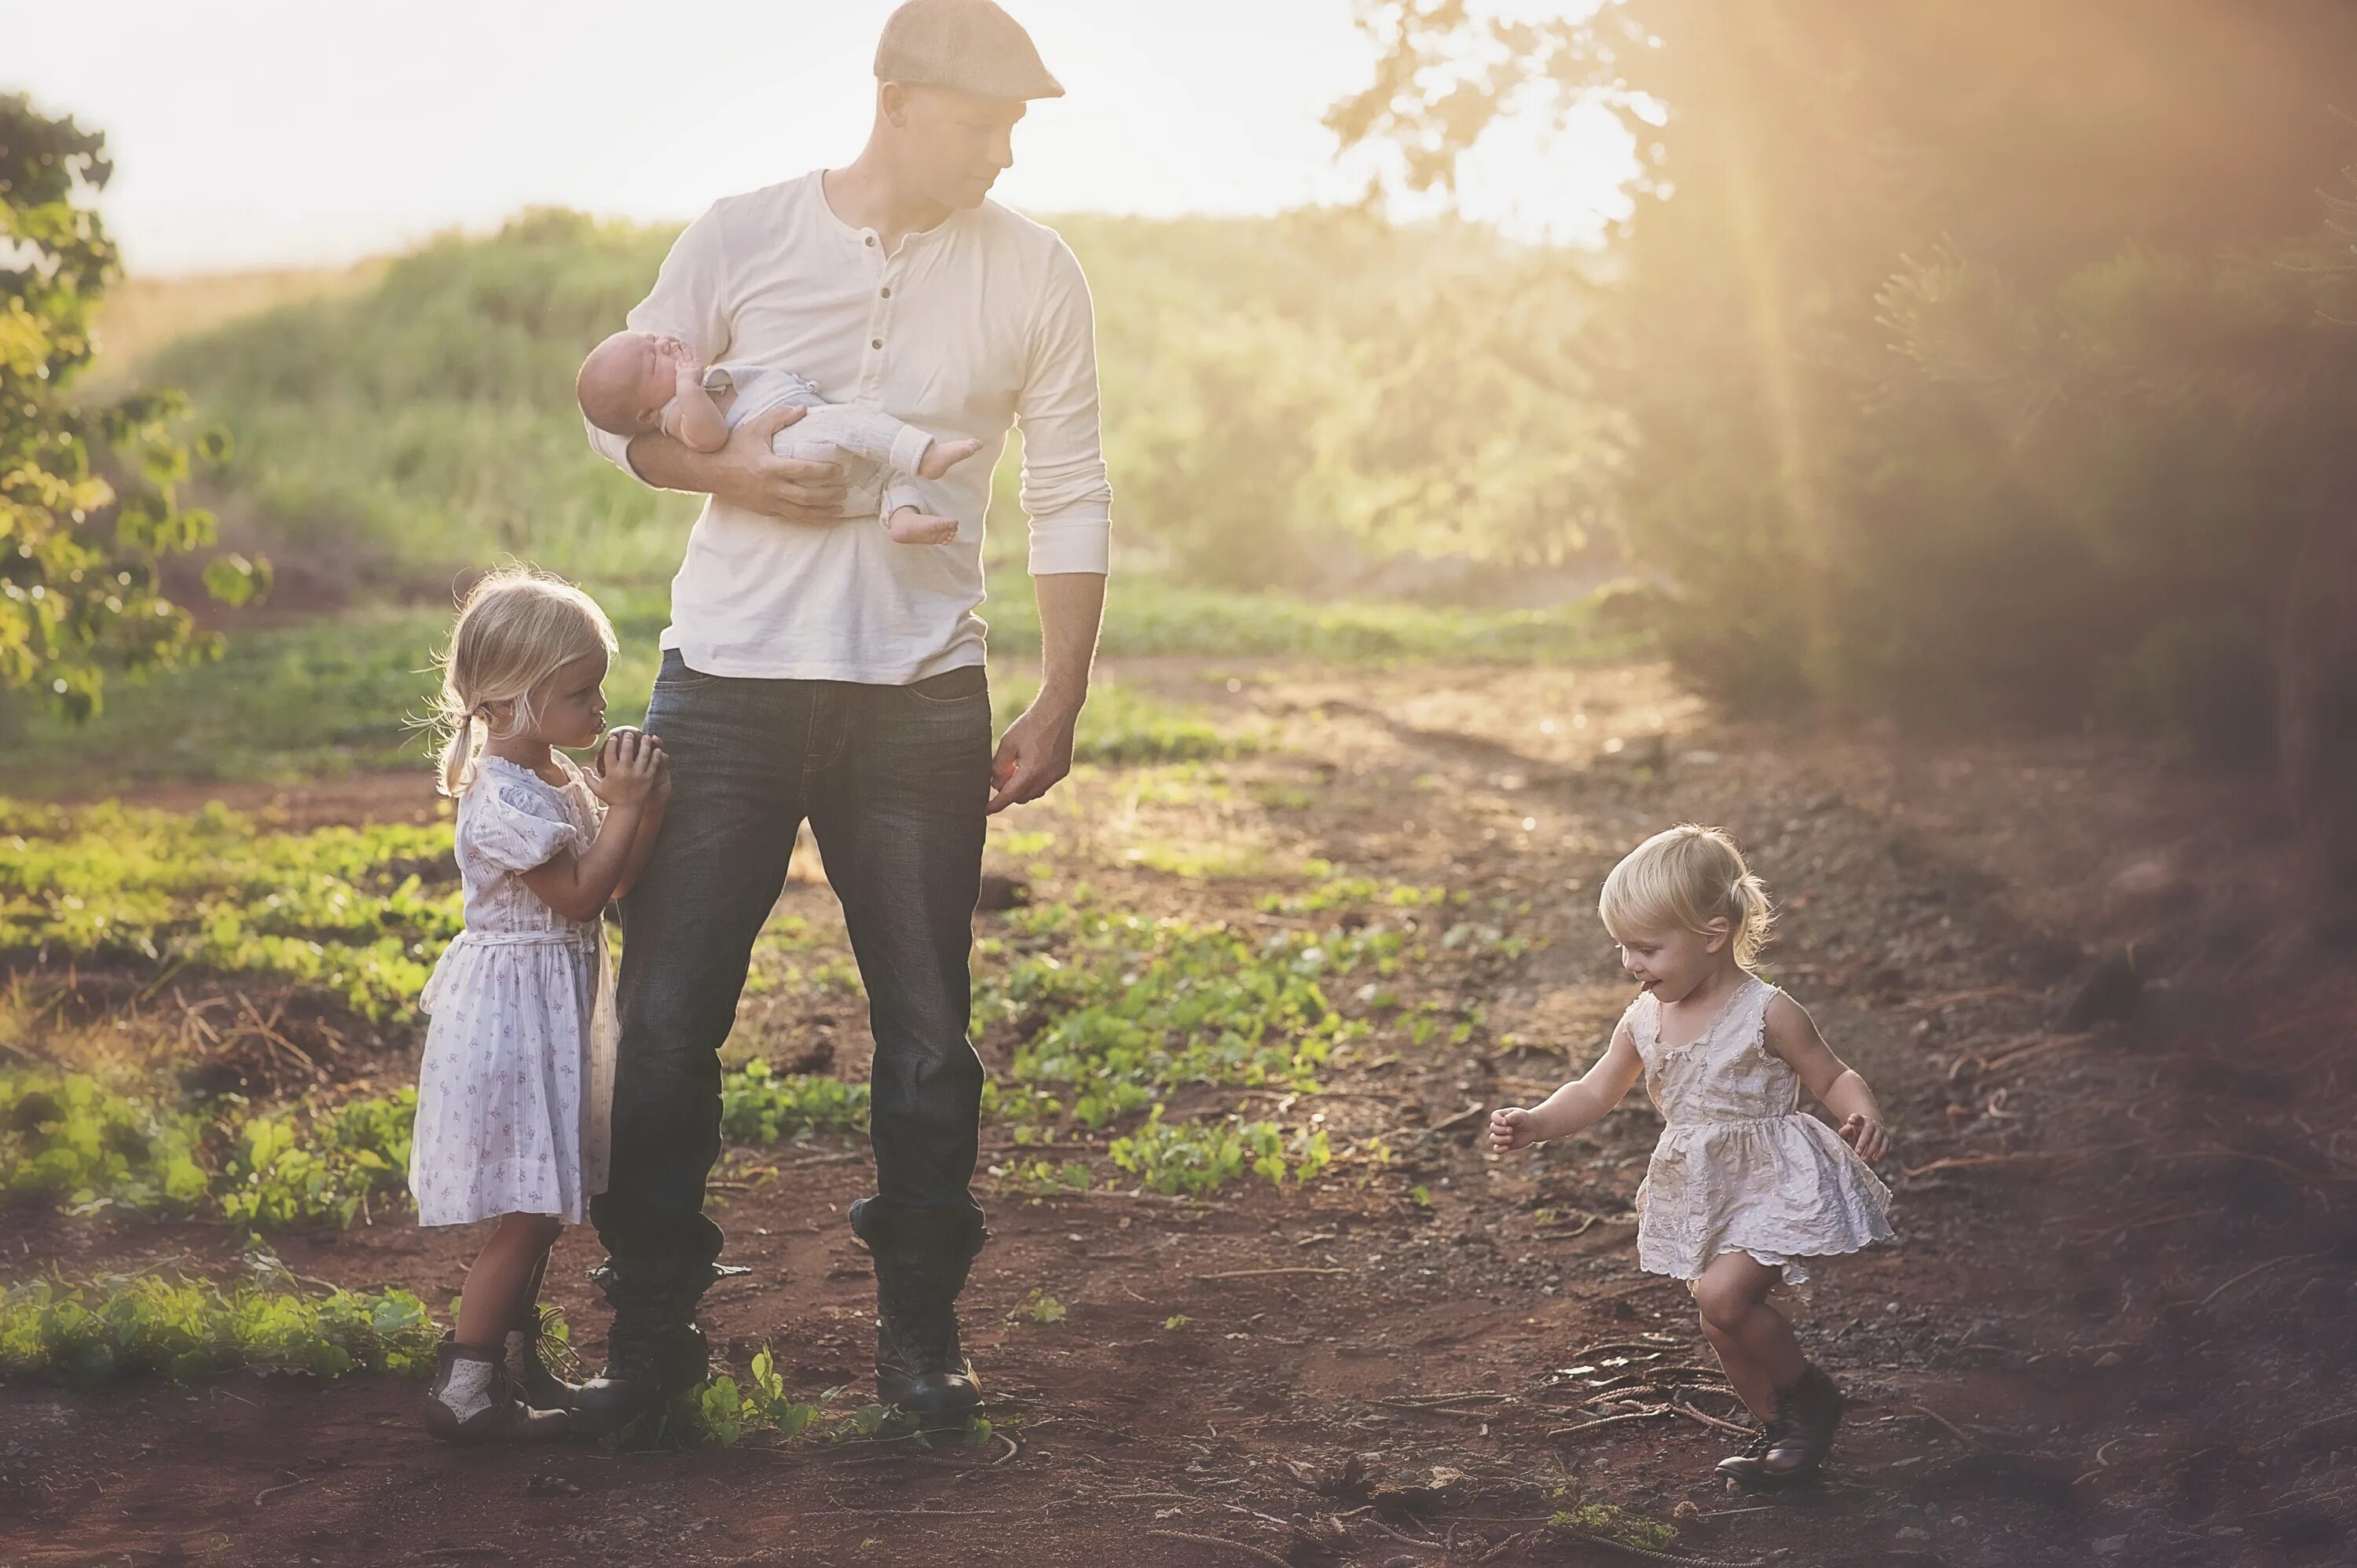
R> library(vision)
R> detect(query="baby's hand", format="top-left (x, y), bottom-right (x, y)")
top-left (1838, 1113), bottom-right (1888, 1164)
top-left (1487, 1107), bottom-right (1537, 1153)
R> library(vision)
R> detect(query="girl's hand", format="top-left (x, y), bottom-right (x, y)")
top-left (1838, 1113), bottom-right (1888, 1164)
top-left (589, 729), bottom-right (664, 808)
top-left (1487, 1107), bottom-right (1536, 1153)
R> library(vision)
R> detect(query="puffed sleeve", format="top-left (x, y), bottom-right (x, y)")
top-left (460, 782), bottom-right (581, 874)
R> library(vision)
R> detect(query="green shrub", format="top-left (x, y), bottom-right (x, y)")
top-left (218, 1089), bottom-right (416, 1229)
top-left (0, 1276), bottom-right (437, 1384)
top-left (0, 1072), bottom-right (211, 1211)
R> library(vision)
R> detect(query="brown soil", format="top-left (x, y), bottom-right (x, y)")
top-left (4, 659), bottom-right (2352, 1568)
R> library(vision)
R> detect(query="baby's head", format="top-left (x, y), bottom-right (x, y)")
top-left (431, 566), bottom-right (619, 795)
top-left (1599, 824), bottom-right (1774, 998)
top-left (577, 330), bottom-right (695, 436)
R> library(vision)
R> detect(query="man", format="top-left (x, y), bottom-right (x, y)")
top-left (574, 0), bottom-right (1109, 1427)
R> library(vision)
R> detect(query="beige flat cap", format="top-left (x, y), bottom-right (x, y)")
top-left (874, 0), bottom-right (1065, 101)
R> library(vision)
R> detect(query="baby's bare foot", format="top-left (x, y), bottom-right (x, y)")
top-left (887, 507), bottom-right (959, 545)
top-left (917, 437), bottom-right (984, 481)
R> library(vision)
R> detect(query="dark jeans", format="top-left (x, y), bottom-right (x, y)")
top-left (590, 650), bottom-right (992, 1288)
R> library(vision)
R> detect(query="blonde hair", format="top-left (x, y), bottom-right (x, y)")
top-left (1599, 823), bottom-right (1776, 969)
top-left (431, 567), bottom-right (617, 797)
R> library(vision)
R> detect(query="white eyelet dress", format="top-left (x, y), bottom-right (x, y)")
top-left (407, 755), bottom-right (617, 1226)
top-left (1629, 976), bottom-right (1894, 1284)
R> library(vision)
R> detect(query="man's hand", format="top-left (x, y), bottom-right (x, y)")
top-left (707, 403), bottom-right (851, 521)
top-left (988, 693), bottom-right (1080, 815)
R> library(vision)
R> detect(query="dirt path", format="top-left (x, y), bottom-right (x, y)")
top-left (5, 661), bottom-right (2351, 1568)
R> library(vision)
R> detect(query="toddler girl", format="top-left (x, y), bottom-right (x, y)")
top-left (1489, 824), bottom-right (1894, 1485)
top-left (409, 568), bottom-right (670, 1442)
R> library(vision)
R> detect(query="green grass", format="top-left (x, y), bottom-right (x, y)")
top-left (2, 575), bottom-right (1608, 793)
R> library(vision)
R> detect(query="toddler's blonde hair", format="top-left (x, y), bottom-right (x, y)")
top-left (1599, 823), bottom-right (1776, 969)
top-left (431, 567), bottom-right (617, 797)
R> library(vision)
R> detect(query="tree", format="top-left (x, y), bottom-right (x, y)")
top-left (0, 93), bottom-right (263, 721)
top-left (1330, 1), bottom-right (2357, 866)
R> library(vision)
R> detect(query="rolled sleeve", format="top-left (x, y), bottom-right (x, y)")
top-left (585, 205), bottom-right (736, 484)
top-left (1017, 240), bottom-right (1113, 576)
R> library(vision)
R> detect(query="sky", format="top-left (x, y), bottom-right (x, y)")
top-left (5, 0), bottom-right (1633, 276)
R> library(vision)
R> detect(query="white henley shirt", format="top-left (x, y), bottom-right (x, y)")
top-left (587, 171), bottom-right (1113, 683)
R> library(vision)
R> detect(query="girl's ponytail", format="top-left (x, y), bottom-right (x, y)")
top-left (436, 701), bottom-right (483, 799)
top-left (1728, 871), bottom-right (1776, 967)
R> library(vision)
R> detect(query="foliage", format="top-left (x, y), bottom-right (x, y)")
top-left (136, 207), bottom-right (1614, 592)
top-left (0, 93), bottom-right (263, 720)
top-left (719, 1061), bottom-right (870, 1145)
top-left (1332, 1), bottom-right (2357, 762)
top-left (0, 1071), bottom-right (211, 1211)
top-left (1107, 1108), bottom-right (1332, 1196)
top-left (0, 797), bottom-right (458, 1015)
top-left (0, 1069), bottom-right (418, 1229)
top-left (0, 1274), bottom-right (437, 1384)
top-left (218, 1089), bottom-right (416, 1229)
top-left (976, 901), bottom-right (1403, 1129)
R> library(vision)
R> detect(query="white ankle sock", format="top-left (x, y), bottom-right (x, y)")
top-left (437, 1354), bottom-right (498, 1423)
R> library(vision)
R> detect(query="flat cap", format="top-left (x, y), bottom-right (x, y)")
top-left (874, 0), bottom-right (1065, 101)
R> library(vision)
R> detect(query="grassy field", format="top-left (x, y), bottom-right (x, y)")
top-left (119, 209), bottom-right (1600, 596)
top-left (0, 581), bottom-right (1627, 794)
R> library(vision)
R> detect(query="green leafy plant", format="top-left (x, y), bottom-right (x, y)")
top-left (1108, 1108), bottom-right (1329, 1196)
top-left (0, 1275), bottom-right (436, 1385)
top-left (0, 799), bottom-right (458, 1017)
top-left (217, 1088), bottom-right (416, 1229)
top-left (720, 1061), bottom-right (871, 1145)
top-left (0, 1071), bottom-right (211, 1211)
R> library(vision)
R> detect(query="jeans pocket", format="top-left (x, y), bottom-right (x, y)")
top-left (654, 649), bottom-right (727, 691)
top-left (904, 665), bottom-right (989, 706)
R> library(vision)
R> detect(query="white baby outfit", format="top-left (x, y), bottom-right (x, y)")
top-left (1628, 975), bottom-right (1893, 1284)
top-left (703, 361), bottom-right (933, 526)
top-left (408, 754), bottom-right (616, 1226)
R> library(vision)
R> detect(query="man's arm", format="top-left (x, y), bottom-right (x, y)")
top-left (586, 205), bottom-right (849, 520)
top-left (988, 573), bottom-right (1105, 814)
top-left (988, 240), bottom-right (1113, 814)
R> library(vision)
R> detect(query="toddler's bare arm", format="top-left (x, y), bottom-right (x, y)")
top-left (1763, 992), bottom-right (1888, 1162)
top-left (1489, 1020), bottom-right (1644, 1150)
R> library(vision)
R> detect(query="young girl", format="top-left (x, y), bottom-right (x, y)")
top-left (1489, 825), bottom-right (1895, 1485)
top-left (409, 568), bottom-right (669, 1442)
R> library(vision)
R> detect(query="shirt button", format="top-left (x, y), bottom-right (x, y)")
top-left (864, 236), bottom-right (877, 247)
top-left (871, 338), bottom-right (884, 349)
top-left (880, 287), bottom-right (892, 299)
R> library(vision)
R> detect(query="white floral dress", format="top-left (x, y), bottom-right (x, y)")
top-left (408, 754), bottom-right (617, 1226)
top-left (1629, 976), bottom-right (1894, 1284)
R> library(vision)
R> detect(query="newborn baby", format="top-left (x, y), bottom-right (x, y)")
top-left (576, 331), bottom-right (983, 544)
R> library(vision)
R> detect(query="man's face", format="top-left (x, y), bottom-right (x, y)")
top-left (889, 83), bottom-right (1026, 208)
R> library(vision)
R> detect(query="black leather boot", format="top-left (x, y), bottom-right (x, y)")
top-left (1760, 1365), bottom-right (1844, 1479)
top-left (851, 1202), bottom-right (985, 1426)
top-left (1714, 1415), bottom-right (1787, 1489)
top-left (423, 1333), bottom-right (570, 1444)
top-left (570, 1256), bottom-right (742, 1433)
